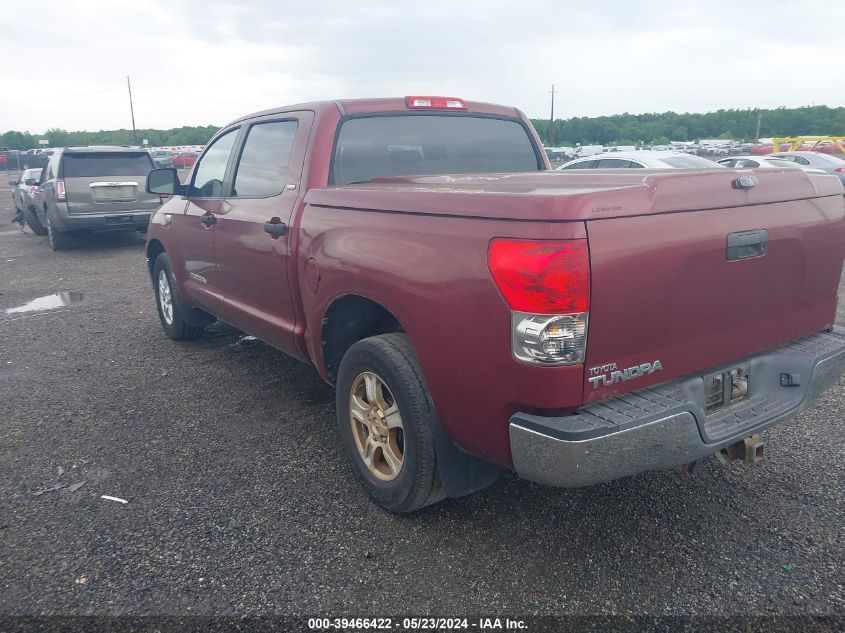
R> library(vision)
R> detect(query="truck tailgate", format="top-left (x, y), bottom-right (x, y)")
top-left (584, 172), bottom-right (845, 403)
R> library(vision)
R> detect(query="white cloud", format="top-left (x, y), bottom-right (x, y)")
top-left (0, 0), bottom-right (842, 132)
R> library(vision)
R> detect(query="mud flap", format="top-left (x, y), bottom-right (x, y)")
top-left (430, 410), bottom-right (502, 498)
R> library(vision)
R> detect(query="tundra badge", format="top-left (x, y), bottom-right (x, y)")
top-left (588, 360), bottom-right (663, 389)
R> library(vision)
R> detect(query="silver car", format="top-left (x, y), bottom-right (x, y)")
top-left (9, 168), bottom-right (43, 222)
top-left (717, 156), bottom-right (827, 173)
top-left (770, 151), bottom-right (845, 185)
top-left (556, 150), bottom-right (724, 170)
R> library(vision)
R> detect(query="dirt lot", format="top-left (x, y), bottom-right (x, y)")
top-left (1, 173), bottom-right (844, 620)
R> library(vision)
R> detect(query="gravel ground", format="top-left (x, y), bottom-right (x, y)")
top-left (0, 175), bottom-right (844, 620)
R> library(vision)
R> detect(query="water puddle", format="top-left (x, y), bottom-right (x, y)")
top-left (5, 292), bottom-right (84, 314)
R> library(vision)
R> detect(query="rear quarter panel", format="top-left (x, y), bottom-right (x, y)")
top-left (298, 204), bottom-right (586, 467)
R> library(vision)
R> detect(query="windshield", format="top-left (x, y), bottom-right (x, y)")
top-left (332, 114), bottom-right (540, 185)
top-left (62, 152), bottom-right (154, 177)
top-left (661, 156), bottom-right (724, 169)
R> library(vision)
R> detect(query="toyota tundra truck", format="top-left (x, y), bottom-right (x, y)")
top-left (144, 96), bottom-right (845, 513)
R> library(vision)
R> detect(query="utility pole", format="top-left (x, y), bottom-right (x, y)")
top-left (127, 76), bottom-right (138, 145)
top-left (549, 84), bottom-right (556, 146)
top-left (755, 109), bottom-right (762, 142)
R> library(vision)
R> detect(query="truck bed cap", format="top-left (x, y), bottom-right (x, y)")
top-left (305, 170), bottom-right (844, 221)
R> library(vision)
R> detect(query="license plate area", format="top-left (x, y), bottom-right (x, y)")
top-left (704, 364), bottom-right (750, 413)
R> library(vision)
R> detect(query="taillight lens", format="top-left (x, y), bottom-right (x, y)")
top-left (56, 180), bottom-right (66, 202)
top-left (835, 167), bottom-right (845, 173)
top-left (488, 240), bottom-right (589, 314)
top-left (489, 240), bottom-right (590, 365)
top-left (28, 185), bottom-right (38, 196)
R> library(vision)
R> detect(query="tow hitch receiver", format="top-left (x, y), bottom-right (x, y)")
top-left (742, 435), bottom-right (765, 464)
top-left (717, 434), bottom-right (765, 465)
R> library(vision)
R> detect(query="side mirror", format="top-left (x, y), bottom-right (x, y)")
top-left (146, 168), bottom-right (186, 196)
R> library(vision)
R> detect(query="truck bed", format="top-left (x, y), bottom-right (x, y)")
top-left (306, 168), bottom-right (845, 404)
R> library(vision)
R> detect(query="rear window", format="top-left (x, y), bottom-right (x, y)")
top-left (62, 152), bottom-right (153, 178)
top-left (661, 156), bottom-right (724, 169)
top-left (332, 114), bottom-right (540, 185)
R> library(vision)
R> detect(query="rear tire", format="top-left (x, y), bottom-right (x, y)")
top-left (24, 206), bottom-right (47, 235)
top-left (336, 333), bottom-right (444, 513)
top-left (153, 252), bottom-right (208, 341)
top-left (46, 210), bottom-right (73, 251)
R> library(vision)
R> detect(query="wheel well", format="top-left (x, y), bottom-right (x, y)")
top-left (146, 239), bottom-right (165, 280)
top-left (322, 295), bottom-right (403, 383)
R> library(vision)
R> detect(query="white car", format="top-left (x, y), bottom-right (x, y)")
top-left (717, 156), bottom-right (826, 173)
top-left (556, 151), bottom-right (723, 170)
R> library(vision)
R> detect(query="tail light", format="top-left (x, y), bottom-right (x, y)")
top-left (488, 239), bottom-right (590, 365)
top-left (56, 180), bottom-right (66, 202)
top-left (28, 185), bottom-right (38, 197)
top-left (835, 167), bottom-right (845, 173)
top-left (406, 96), bottom-right (467, 110)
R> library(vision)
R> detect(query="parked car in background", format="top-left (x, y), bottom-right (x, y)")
top-left (9, 168), bottom-right (43, 224)
top-left (770, 151), bottom-right (845, 185)
top-left (544, 146), bottom-right (574, 161)
top-left (30, 146), bottom-right (158, 250)
top-left (718, 156), bottom-right (827, 173)
top-left (571, 145), bottom-right (604, 158)
top-left (556, 151), bottom-right (724, 170)
top-left (149, 150), bottom-right (176, 168)
top-left (170, 152), bottom-right (199, 169)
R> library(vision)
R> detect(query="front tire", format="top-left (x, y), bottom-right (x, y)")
top-left (152, 252), bottom-right (208, 341)
top-left (336, 333), bottom-right (444, 513)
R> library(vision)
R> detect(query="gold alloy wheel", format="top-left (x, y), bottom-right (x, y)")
top-left (349, 371), bottom-right (405, 481)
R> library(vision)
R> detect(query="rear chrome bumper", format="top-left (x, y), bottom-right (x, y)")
top-left (509, 327), bottom-right (845, 488)
top-left (55, 209), bottom-right (153, 231)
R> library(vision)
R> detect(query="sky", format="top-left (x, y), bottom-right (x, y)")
top-left (1, 0), bottom-right (843, 133)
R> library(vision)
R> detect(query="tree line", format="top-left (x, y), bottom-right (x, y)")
top-left (0, 126), bottom-right (220, 150)
top-left (2, 105), bottom-right (844, 150)
top-left (531, 105), bottom-right (845, 146)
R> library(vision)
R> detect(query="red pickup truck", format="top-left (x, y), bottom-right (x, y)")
top-left (145, 96), bottom-right (845, 513)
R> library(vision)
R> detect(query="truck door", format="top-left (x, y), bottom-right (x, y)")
top-left (213, 111), bottom-right (313, 357)
top-left (173, 126), bottom-right (241, 314)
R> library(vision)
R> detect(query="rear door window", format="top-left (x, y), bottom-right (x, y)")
top-left (62, 153), bottom-right (154, 178)
top-left (232, 120), bottom-right (299, 197)
top-left (332, 114), bottom-right (540, 185)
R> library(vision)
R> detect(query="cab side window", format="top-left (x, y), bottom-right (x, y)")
top-left (192, 128), bottom-right (239, 198)
top-left (231, 120), bottom-right (299, 198)
top-left (42, 158), bottom-right (55, 183)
